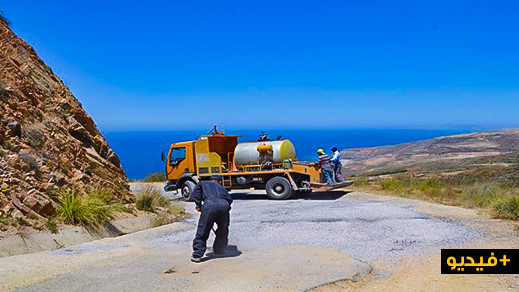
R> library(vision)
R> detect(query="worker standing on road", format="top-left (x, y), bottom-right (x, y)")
top-left (191, 175), bottom-right (233, 263)
top-left (330, 146), bottom-right (346, 183)
top-left (316, 149), bottom-right (336, 185)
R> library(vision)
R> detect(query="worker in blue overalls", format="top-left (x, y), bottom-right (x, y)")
top-left (191, 175), bottom-right (233, 263)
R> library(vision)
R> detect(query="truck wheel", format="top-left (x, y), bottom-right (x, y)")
top-left (265, 177), bottom-right (294, 200)
top-left (181, 180), bottom-right (196, 201)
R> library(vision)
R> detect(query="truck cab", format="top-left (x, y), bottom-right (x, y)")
top-left (163, 134), bottom-right (240, 197)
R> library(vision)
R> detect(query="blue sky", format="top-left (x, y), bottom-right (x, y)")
top-left (2, 0), bottom-right (518, 131)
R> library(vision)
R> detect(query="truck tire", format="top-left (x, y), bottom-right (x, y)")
top-left (181, 180), bottom-right (196, 201)
top-left (265, 176), bottom-right (294, 200)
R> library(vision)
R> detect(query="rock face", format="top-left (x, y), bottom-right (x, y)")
top-left (341, 129), bottom-right (519, 176)
top-left (0, 19), bottom-right (129, 226)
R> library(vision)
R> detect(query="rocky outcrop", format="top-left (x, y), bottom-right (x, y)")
top-left (0, 19), bottom-right (129, 231)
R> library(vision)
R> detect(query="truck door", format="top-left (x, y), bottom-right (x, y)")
top-left (166, 144), bottom-right (195, 179)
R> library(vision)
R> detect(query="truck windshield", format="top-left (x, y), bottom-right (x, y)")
top-left (169, 147), bottom-right (186, 165)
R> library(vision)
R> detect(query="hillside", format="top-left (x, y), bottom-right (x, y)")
top-left (341, 129), bottom-right (519, 177)
top-left (0, 19), bottom-right (129, 231)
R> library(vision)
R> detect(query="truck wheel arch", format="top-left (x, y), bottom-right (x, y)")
top-left (176, 173), bottom-right (199, 202)
top-left (180, 180), bottom-right (196, 201)
top-left (175, 173), bottom-right (199, 190)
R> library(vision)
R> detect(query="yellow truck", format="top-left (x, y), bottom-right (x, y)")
top-left (162, 129), bottom-right (352, 200)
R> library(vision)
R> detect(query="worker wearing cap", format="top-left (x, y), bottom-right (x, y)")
top-left (330, 147), bottom-right (345, 183)
top-left (191, 175), bottom-right (233, 263)
top-left (316, 149), bottom-right (336, 185)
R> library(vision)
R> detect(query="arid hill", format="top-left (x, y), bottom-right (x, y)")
top-left (0, 18), bottom-right (129, 229)
top-left (341, 129), bottom-right (519, 177)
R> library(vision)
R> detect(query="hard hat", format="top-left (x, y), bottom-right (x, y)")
top-left (210, 175), bottom-right (222, 181)
top-left (317, 149), bottom-right (325, 155)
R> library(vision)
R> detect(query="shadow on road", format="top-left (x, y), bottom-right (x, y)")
top-left (203, 245), bottom-right (242, 262)
top-left (231, 193), bottom-right (270, 200)
top-left (230, 190), bottom-right (351, 201)
top-left (296, 190), bottom-right (352, 200)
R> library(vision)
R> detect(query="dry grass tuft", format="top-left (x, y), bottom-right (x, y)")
top-left (134, 186), bottom-right (187, 227)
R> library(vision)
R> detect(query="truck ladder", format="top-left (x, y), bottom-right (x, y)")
top-left (222, 175), bottom-right (232, 188)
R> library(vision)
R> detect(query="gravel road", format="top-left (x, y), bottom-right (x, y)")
top-left (2, 186), bottom-right (515, 291)
top-left (151, 190), bottom-right (477, 262)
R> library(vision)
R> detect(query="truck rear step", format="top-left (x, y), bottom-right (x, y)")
top-left (310, 180), bottom-right (354, 191)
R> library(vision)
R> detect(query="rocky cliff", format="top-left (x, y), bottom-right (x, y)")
top-left (0, 18), bottom-right (129, 229)
top-left (341, 129), bottom-right (519, 176)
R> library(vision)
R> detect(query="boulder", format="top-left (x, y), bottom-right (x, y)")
top-left (22, 191), bottom-right (55, 216)
top-left (6, 120), bottom-right (21, 137)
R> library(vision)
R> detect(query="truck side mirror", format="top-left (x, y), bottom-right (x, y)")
top-left (161, 152), bottom-right (165, 162)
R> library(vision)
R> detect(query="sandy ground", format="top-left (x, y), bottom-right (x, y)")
top-left (311, 194), bottom-right (519, 291)
top-left (0, 186), bottom-right (517, 291)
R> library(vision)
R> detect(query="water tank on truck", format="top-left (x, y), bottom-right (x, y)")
top-left (233, 140), bottom-right (296, 168)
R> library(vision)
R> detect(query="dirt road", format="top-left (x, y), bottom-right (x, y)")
top-left (1, 188), bottom-right (518, 291)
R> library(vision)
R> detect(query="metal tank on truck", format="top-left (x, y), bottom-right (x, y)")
top-left (162, 127), bottom-right (353, 201)
top-left (234, 140), bottom-right (296, 170)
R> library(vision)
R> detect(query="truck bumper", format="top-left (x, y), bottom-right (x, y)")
top-left (164, 180), bottom-right (177, 192)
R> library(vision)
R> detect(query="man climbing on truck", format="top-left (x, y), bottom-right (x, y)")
top-left (330, 146), bottom-right (346, 183)
top-left (191, 175), bottom-right (233, 263)
top-left (316, 149), bottom-right (336, 185)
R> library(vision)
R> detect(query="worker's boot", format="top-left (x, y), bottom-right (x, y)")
top-left (191, 256), bottom-right (202, 263)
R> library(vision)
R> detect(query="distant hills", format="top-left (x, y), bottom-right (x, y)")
top-left (341, 129), bottom-right (519, 177)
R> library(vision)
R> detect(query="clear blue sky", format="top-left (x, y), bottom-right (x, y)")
top-left (2, 0), bottom-right (518, 131)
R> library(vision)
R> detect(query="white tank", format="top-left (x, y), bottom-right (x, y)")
top-left (234, 140), bottom-right (296, 166)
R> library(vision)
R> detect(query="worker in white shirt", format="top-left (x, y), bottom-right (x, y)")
top-left (330, 146), bottom-right (345, 183)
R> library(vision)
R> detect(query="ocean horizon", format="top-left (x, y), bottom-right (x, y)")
top-left (103, 129), bottom-right (471, 179)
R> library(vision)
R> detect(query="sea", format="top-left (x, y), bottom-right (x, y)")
top-left (103, 129), bottom-right (471, 180)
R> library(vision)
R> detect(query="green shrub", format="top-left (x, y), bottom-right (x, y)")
top-left (135, 189), bottom-right (154, 212)
top-left (57, 190), bottom-right (87, 224)
top-left (16, 217), bottom-right (31, 226)
top-left (57, 189), bottom-right (115, 226)
top-left (135, 186), bottom-right (169, 212)
top-left (462, 183), bottom-right (501, 207)
top-left (419, 178), bottom-right (444, 197)
top-left (493, 196), bottom-right (519, 220)
top-left (143, 172), bottom-right (166, 182)
top-left (26, 213), bottom-right (39, 220)
top-left (352, 177), bottom-right (369, 187)
top-left (45, 185), bottom-right (60, 201)
top-left (380, 179), bottom-right (404, 191)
